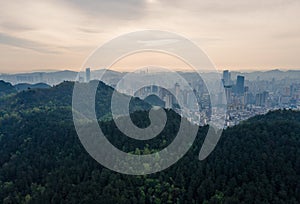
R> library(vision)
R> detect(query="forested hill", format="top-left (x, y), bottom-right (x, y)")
top-left (14, 83), bottom-right (51, 92)
top-left (0, 81), bottom-right (299, 204)
top-left (0, 81), bottom-right (50, 98)
top-left (0, 80), bottom-right (150, 120)
top-left (0, 81), bottom-right (16, 97)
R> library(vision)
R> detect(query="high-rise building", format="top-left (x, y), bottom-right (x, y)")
top-left (187, 90), bottom-right (197, 110)
top-left (255, 91), bottom-right (269, 106)
top-left (236, 75), bottom-right (245, 95)
top-left (245, 92), bottom-right (254, 105)
top-left (222, 70), bottom-right (231, 86)
top-left (224, 86), bottom-right (232, 104)
top-left (174, 83), bottom-right (180, 98)
top-left (164, 94), bottom-right (173, 109)
top-left (243, 86), bottom-right (251, 105)
top-left (290, 84), bottom-right (295, 97)
top-left (86, 68), bottom-right (91, 82)
top-left (217, 92), bottom-right (223, 105)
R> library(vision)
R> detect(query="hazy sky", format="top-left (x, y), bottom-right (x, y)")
top-left (0, 0), bottom-right (300, 73)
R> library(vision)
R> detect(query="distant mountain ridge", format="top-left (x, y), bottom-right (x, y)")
top-left (229, 69), bottom-right (300, 81)
top-left (1, 69), bottom-right (299, 86)
top-left (0, 80), bottom-right (53, 98)
top-left (0, 70), bottom-right (123, 86)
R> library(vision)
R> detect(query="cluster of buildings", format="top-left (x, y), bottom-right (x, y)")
top-left (1, 67), bottom-right (299, 128)
top-left (133, 80), bottom-right (212, 126)
top-left (219, 70), bottom-right (300, 126)
top-left (220, 70), bottom-right (300, 109)
top-left (133, 69), bottom-right (300, 127)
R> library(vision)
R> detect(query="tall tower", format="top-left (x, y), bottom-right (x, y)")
top-left (86, 68), bottom-right (91, 82)
top-left (224, 86), bottom-right (232, 104)
top-left (164, 94), bottom-right (173, 109)
top-left (222, 70), bottom-right (231, 86)
top-left (174, 83), bottom-right (180, 98)
top-left (236, 75), bottom-right (245, 95)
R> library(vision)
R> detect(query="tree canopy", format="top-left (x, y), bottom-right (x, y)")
top-left (0, 81), bottom-right (299, 203)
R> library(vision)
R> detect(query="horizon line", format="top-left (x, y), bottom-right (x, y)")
top-left (1, 67), bottom-right (300, 75)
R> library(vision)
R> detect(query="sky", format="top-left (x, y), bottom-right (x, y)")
top-left (0, 0), bottom-right (300, 73)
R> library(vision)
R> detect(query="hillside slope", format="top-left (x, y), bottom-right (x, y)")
top-left (0, 81), bottom-right (16, 98)
top-left (0, 80), bottom-right (150, 121)
top-left (0, 101), bottom-right (299, 203)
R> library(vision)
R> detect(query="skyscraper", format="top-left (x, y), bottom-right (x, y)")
top-left (255, 91), bottom-right (269, 106)
top-left (236, 75), bottom-right (245, 95)
top-left (164, 94), bottom-right (173, 109)
top-left (224, 86), bottom-right (232, 104)
top-left (86, 68), bottom-right (91, 82)
top-left (174, 83), bottom-right (180, 98)
top-left (222, 70), bottom-right (231, 86)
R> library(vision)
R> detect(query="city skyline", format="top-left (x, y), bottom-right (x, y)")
top-left (1, 67), bottom-right (299, 127)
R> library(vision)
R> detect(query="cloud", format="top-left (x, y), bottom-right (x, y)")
top-left (63, 0), bottom-right (147, 20)
top-left (0, 0), bottom-right (299, 72)
top-left (0, 33), bottom-right (58, 54)
top-left (0, 21), bottom-right (34, 32)
top-left (78, 27), bottom-right (103, 34)
top-left (137, 39), bottom-right (179, 47)
top-left (159, 0), bottom-right (299, 14)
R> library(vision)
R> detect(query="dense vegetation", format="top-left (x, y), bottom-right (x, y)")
top-left (0, 81), bottom-right (150, 121)
top-left (14, 83), bottom-right (51, 92)
top-left (0, 81), bottom-right (299, 203)
top-left (0, 81), bottom-right (16, 98)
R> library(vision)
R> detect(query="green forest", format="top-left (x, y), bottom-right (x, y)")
top-left (0, 81), bottom-right (299, 203)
